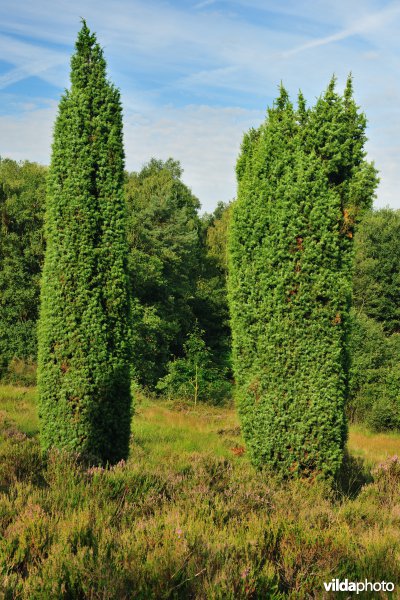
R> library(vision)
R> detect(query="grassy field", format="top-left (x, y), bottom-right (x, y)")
top-left (348, 425), bottom-right (400, 466)
top-left (1, 385), bottom-right (400, 598)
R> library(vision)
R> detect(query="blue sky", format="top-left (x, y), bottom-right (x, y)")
top-left (0, 0), bottom-right (399, 212)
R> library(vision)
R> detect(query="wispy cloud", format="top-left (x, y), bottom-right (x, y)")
top-left (282, 3), bottom-right (400, 57)
top-left (0, 33), bottom-right (68, 90)
top-left (194, 0), bottom-right (218, 9)
top-left (0, 0), bottom-right (399, 209)
top-left (0, 62), bottom-right (58, 90)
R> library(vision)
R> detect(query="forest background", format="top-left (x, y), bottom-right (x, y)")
top-left (1, 156), bottom-right (400, 433)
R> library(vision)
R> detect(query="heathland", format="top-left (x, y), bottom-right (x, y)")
top-left (1, 384), bottom-right (400, 598)
top-left (2, 23), bottom-right (400, 599)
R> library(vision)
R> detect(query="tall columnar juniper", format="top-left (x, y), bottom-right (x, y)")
top-left (228, 79), bottom-right (378, 478)
top-left (38, 22), bottom-right (132, 464)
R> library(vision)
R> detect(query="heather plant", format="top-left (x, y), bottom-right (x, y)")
top-left (37, 23), bottom-right (131, 464)
top-left (228, 80), bottom-right (378, 478)
top-left (1, 387), bottom-right (400, 598)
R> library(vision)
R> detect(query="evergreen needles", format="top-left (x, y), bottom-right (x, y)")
top-left (37, 22), bottom-right (131, 464)
top-left (228, 78), bottom-right (379, 478)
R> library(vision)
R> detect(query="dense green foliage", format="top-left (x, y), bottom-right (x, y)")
top-left (125, 161), bottom-right (232, 395)
top-left (228, 79), bottom-right (378, 477)
top-left (37, 23), bottom-right (131, 464)
top-left (125, 158), bottom-right (202, 387)
top-left (348, 311), bottom-right (400, 429)
top-left (353, 208), bottom-right (400, 334)
top-left (196, 202), bottom-right (232, 372)
top-left (205, 201), bottom-right (232, 273)
top-left (349, 209), bottom-right (400, 431)
top-left (156, 326), bottom-right (231, 404)
top-left (0, 159), bottom-right (46, 378)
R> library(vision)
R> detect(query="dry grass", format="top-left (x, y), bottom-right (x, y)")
top-left (1, 386), bottom-right (400, 598)
top-left (348, 425), bottom-right (400, 466)
top-left (0, 385), bottom-right (38, 437)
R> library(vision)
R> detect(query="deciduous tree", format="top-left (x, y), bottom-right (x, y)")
top-left (0, 158), bottom-right (46, 378)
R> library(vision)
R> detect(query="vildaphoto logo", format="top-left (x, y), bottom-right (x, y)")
top-left (323, 579), bottom-right (395, 594)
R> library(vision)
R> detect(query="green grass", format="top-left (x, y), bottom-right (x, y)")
top-left (1, 385), bottom-right (400, 598)
top-left (348, 425), bottom-right (400, 466)
top-left (132, 401), bottom-right (242, 470)
top-left (0, 385), bottom-right (39, 437)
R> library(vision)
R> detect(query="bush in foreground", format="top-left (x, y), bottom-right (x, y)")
top-left (37, 23), bottom-right (131, 464)
top-left (228, 79), bottom-right (378, 478)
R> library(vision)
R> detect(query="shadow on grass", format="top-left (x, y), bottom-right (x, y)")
top-left (334, 450), bottom-right (373, 499)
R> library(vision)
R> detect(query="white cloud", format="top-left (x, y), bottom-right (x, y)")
top-left (124, 104), bottom-right (263, 211)
top-left (0, 102), bottom-right (57, 164)
top-left (0, 100), bottom-right (262, 212)
top-left (0, 0), bottom-right (399, 209)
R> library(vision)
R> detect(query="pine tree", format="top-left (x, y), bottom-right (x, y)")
top-left (228, 81), bottom-right (378, 478)
top-left (37, 22), bottom-right (131, 464)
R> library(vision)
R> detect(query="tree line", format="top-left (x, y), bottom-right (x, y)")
top-left (1, 154), bottom-right (398, 424)
top-left (1, 23), bottom-right (400, 474)
top-left (0, 156), bottom-right (231, 393)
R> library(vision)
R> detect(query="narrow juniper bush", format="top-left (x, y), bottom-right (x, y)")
top-left (228, 80), bottom-right (378, 478)
top-left (37, 22), bottom-right (131, 464)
